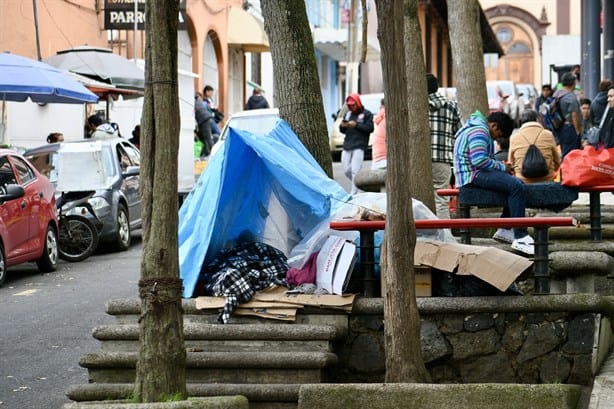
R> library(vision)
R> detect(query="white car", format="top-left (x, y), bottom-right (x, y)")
top-left (209, 108), bottom-right (281, 159)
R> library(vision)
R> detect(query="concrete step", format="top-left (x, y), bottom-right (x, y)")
top-left (93, 323), bottom-right (341, 353)
top-left (80, 351), bottom-right (338, 384)
top-left (66, 383), bottom-right (300, 409)
top-left (105, 298), bottom-right (350, 330)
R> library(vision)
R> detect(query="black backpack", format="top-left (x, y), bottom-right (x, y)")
top-left (521, 133), bottom-right (549, 178)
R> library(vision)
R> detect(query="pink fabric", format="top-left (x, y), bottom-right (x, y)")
top-left (372, 107), bottom-right (387, 164)
top-left (286, 251), bottom-right (319, 286)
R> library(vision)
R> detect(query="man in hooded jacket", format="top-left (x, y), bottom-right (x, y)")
top-left (339, 93), bottom-right (374, 195)
top-left (87, 114), bottom-right (119, 139)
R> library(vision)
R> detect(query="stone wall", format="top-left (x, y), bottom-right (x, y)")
top-left (331, 296), bottom-right (614, 386)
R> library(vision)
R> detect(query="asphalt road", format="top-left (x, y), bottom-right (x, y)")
top-left (0, 235), bottom-right (142, 409)
top-left (0, 161), bottom-right (355, 409)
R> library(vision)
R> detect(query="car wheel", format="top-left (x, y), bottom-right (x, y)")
top-left (112, 203), bottom-right (131, 251)
top-left (36, 224), bottom-right (58, 273)
top-left (0, 243), bottom-right (6, 287)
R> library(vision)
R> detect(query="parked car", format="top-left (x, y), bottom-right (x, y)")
top-left (486, 80), bottom-right (522, 125)
top-left (329, 92), bottom-right (384, 161)
top-left (209, 108), bottom-right (281, 158)
top-left (25, 138), bottom-right (141, 252)
top-left (0, 149), bottom-right (58, 286)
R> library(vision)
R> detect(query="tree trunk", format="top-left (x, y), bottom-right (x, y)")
top-left (375, 0), bottom-right (431, 383)
top-left (404, 0), bottom-right (436, 212)
top-left (261, 0), bottom-right (333, 178)
top-left (133, 0), bottom-right (186, 402)
top-left (447, 0), bottom-right (489, 121)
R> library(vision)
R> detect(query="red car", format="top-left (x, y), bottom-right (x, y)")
top-left (0, 149), bottom-right (58, 286)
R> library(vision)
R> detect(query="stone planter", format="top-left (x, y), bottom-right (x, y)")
top-left (61, 396), bottom-right (248, 409)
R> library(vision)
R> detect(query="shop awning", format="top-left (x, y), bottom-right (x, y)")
top-left (227, 6), bottom-right (270, 53)
top-left (312, 28), bottom-right (380, 62)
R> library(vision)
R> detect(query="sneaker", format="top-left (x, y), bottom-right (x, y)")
top-left (511, 235), bottom-right (534, 256)
top-left (492, 228), bottom-right (514, 243)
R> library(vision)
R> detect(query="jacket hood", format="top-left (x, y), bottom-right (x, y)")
top-left (346, 93), bottom-right (364, 113)
top-left (97, 123), bottom-right (117, 134)
top-left (428, 93), bottom-right (447, 111)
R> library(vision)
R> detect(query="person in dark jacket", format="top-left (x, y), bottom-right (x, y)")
top-left (245, 88), bottom-right (270, 110)
top-left (533, 84), bottom-right (552, 111)
top-left (339, 93), bottom-right (374, 195)
top-left (598, 84), bottom-right (614, 148)
top-left (195, 92), bottom-right (214, 157)
top-left (590, 80), bottom-right (612, 126)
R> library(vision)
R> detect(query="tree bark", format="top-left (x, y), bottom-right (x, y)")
top-left (261, 0), bottom-right (333, 178)
top-left (404, 0), bottom-right (436, 212)
top-left (375, 0), bottom-right (431, 383)
top-left (133, 0), bottom-right (186, 402)
top-left (447, 0), bottom-right (489, 121)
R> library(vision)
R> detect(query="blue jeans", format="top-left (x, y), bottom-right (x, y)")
top-left (472, 170), bottom-right (528, 239)
top-left (557, 123), bottom-right (580, 158)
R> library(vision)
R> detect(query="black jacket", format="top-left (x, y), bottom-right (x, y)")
top-left (339, 108), bottom-right (374, 151)
top-left (590, 91), bottom-right (608, 126)
top-left (245, 95), bottom-right (270, 110)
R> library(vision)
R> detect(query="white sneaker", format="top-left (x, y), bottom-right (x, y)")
top-left (511, 235), bottom-right (535, 256)
top-left (492, 228), bottom-right (515, 244)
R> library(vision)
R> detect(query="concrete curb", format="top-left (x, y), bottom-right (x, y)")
top-left (298, 383), bottom-right (584, 409)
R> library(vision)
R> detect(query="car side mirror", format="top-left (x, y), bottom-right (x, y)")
top-left (122, 166), bottom-right (140, 178)
top-left (0, 184), bottom-right (25, 202)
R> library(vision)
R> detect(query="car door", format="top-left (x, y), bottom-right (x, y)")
top-left (10, 155), bottom-right (45, 255)
top-left (117, 142), bottom-right (141, 226)
top-left (0, 156), bottom-right (28, 260)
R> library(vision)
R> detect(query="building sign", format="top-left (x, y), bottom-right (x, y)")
top-left (104, 0), bottom-right (186, 30)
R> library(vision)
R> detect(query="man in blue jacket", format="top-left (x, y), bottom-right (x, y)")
top-left (340, 93), bottom-right (374, 195)
top-left (453, 110), bottom-right (534, 255)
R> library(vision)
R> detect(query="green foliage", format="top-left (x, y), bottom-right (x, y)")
top-left (160, 391), bottom-right (185, 402)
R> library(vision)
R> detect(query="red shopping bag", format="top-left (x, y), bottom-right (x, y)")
top-left (560, 146), bottom-right (614, 187)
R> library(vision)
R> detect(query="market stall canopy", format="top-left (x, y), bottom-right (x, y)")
top-left (68, 72), bottom-right (142, 100)
top-left (44, 46), bottom-right (145, 90)
top-left (0, 52), bottom-right (99, 104)
top-left (312, 28), bottom-right (381, 62)
top-left (227, 6), bottom-right (270, 53)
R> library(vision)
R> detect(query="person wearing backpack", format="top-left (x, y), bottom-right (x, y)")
top-left (552, 72), bottom-right (582, 158)
top-left (509, 110), bottom-right (561, 183)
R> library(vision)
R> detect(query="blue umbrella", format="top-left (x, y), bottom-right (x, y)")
top-left (0, 52), bottom-right (99, 104)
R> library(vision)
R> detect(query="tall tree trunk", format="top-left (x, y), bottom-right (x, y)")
top-left (447, 0), bottom-right (489, 121)
top-left (133, 0), bottom-right (186, 402)
top-left (404, 0), bottom-right (436, 212)
top-left (376, 0), bottom-right (431, 383)
top-left (261, 0), bottom-right (333, 178)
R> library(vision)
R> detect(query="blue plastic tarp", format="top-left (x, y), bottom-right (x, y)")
top-left (178, 119), bottom-right (350, 298)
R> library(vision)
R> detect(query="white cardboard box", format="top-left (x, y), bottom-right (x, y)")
top-left (316, 235), bottom-right (357, 295)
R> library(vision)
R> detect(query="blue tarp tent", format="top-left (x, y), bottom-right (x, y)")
top-left (178, 120), bottom-right (351, 298)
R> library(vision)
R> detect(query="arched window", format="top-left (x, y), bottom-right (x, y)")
top-left (507, 42), bottom-right (531, 54)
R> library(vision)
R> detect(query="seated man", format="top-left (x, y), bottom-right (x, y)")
top-left (453, 111), bottom-right (534, 255)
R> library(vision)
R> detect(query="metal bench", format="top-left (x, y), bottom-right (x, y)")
top-left (437, 184), bottom-right (614, 242)
top-left (330, 216), bottom-right (578, 296)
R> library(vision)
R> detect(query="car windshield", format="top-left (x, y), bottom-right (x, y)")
top-left (26, 145), bottom-right (117, 190)
top-left (221, 112), bottom-right (280, 140)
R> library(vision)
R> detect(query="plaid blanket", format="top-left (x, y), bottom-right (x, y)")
top-left (202, 242), bottom-right (288, 323)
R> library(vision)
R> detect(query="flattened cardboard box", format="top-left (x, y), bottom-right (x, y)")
top-left (414, 240), bottom-right (533, 291)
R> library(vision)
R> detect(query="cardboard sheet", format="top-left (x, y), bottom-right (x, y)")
top-left (194, 286), bottom-right (356, 322)
top-left (234, 307), bottom-right (297, 321)
top-left (414, 240), bottom-right (533, 291)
